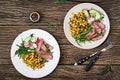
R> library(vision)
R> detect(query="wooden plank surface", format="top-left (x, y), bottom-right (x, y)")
top-left (0, 65), bottom-right (120, 80)
top-left (0, 0), bottom-right (120, 80)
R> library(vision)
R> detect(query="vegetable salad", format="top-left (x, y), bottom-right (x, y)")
top-left (69, 8), bottom-right (106, 45)
top-left (15, 34), bottom-right (54, 70)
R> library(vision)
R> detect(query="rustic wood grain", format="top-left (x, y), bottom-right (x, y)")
top-left (0, 65), bottom-right (120, 80)
top-left (0, 44), bottom-right (120, 65)
top-left (0, 23), bottom-right (120, 45)
top-left (0, 0), bottom-right (120, 80)
top-left (0, 0), bottom-right (119, 26)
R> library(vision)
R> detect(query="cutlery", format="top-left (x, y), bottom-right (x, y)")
top-left (74, 37), bottom-right (112, 66)
top-left (85, 41), bottom-right (113, 71)
top-left (74, 52), bottom-right (98, 66)
top-left (74, 37), bottom-right (113, 71)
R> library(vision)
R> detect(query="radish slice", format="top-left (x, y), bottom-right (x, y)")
top-left (24, 44), bottom-right (31, 48)
top-left (88, 17), bottom-right (94, 24)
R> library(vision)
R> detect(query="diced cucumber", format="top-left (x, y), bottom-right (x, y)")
top-left (27, 48), bottom-right (35, 52)
top-left (89, 9), bottom-right (96, 17)
top-left (24, 34), bottom-right (36, 43)
top-left (24, 36), bottom-right (31, 43)
top-left (95, 11), bottom-right (101, 20)
top-left (82, 9), bottom-right (90, 18)
top-left (96, 14), bottom-right (104, 22)
top-left (101, 14), bottom-right (104, 18)
top-left (89, 8), bottom-right (104, 21)
top-left (100, 14), bottom-right (104, 20)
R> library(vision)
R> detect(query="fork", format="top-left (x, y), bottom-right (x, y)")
top-left (85, 42), bottom-right (113, 71)
top-left (74, 37), bottom-right (113, 71)
top-left (74, 37), bottom-right (113, 66)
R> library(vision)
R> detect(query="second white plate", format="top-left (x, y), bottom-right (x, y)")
top-left (63, 3), bottom-right (110, 49)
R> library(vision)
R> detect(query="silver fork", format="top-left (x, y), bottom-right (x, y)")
top-left (74, 38), bottom-right (113, 66)
top-left (100, 43), bottom-right (113, 52)
top-left (85, 39), bottom-right (113, 71)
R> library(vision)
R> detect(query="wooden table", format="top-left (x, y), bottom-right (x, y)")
top-left (0, 0), bottom-right (120, 80)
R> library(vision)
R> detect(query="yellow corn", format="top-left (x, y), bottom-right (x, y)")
top-left (22, 53), bottom-right (45, 70)
top-left (69, 11), bottom-right (88, 37)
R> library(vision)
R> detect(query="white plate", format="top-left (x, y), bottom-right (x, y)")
top-left (11, 29), bottom-right (60, 78)
top-left (63, 3), bottom-right (110, 49)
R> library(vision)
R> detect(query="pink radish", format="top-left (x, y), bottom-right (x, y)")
top-left (24, 44), bottom-right (31, 48)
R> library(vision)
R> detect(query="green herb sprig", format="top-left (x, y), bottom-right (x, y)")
top-left (45, 22), bottom-right (57, 32)
top-left (54, 0), bottom-right (70, 4)
top-left (99, 60), bottom-right (112, 76)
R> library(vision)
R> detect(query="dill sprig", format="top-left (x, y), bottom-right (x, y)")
top-left (45, 22), bottom-right (57, 32)
top-left (99, 60), bottom-right (112, 76)
top-left (54, 0), bottom-right (70, 4)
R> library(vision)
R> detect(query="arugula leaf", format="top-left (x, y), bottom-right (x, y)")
top-left (30, 34), bottom-right (34, 37)
top-left (15, 34), bottom-right (36, 58)
top-left (45, 44), bottom-right (51, 53)
top-left (74, 25), bottom-right (92, 45)
top-left (43, 59), bottom-right (49, 63)
top-left (15, 45), bottom-right (30, 58)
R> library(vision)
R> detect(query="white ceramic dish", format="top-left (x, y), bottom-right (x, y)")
top-left (11, 29), bottom-right (60, 78)
top-left (63, 3), bottom-right (110, 49)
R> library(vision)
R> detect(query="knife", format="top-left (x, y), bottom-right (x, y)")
top-left (74, 52), bottom-right (98, 65)
top-left (74, 37), bottom-right (112, 66)
top-left (85, 42), bottom-right (113, 71)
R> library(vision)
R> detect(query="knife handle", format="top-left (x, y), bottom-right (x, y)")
top-left (77, 52), bottom-right (98, 65)
top-left (85, 52), bottom-right (100, 72)
top-left (77, 55), bottom-right (91, 65)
